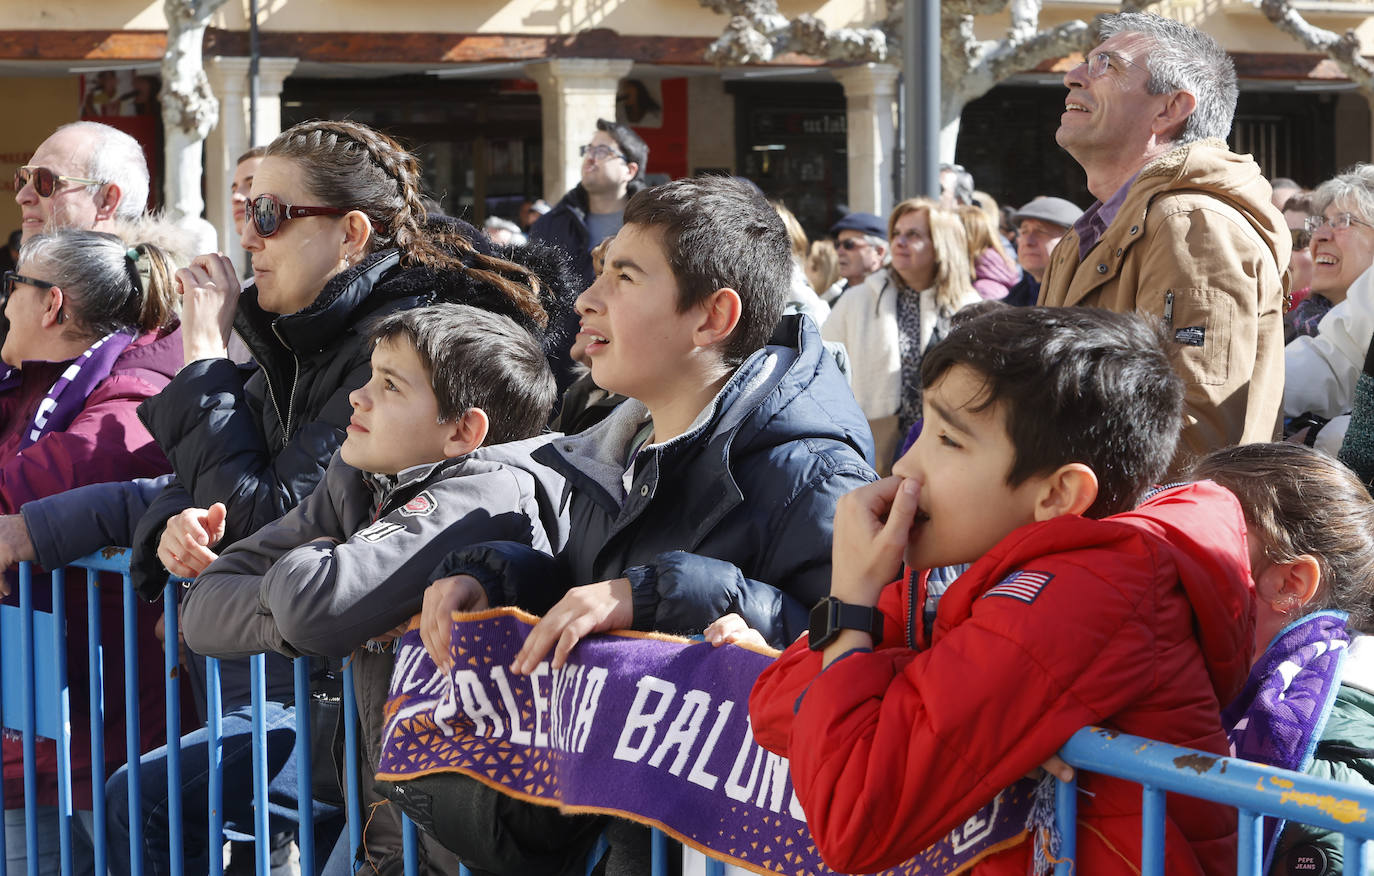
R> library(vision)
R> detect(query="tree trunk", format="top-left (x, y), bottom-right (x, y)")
top-left (161, 0), bottom-right (223, 225)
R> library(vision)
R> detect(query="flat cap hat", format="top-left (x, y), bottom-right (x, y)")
top-left (1011, 196), bottom-right (1083, 230)
top-left (829, 211), bottom-right (887, 240)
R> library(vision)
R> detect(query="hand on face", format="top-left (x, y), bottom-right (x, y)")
top-left (157, 503), bottom-right (227, 580)
top-left (176, 253), bottom-right (241, 365)
top-left (831, 476), bottom-right (922, 607)
top-left (511, 577), bottom-right (633, 674)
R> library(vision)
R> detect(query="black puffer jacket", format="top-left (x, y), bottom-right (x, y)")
top-left (131, 230), bottom-right (576, 599)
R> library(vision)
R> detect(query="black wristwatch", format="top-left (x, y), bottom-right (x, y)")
top-left (808, 596), bottom-right (883, 651)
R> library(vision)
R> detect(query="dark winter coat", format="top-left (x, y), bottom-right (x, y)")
top-left (446, 313), bottom-right (878, 647)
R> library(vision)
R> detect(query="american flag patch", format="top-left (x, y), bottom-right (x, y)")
top-left (983, 570), bottom-right (1054, 604)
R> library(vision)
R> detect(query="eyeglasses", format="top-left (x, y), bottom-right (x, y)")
top-left (13, 166), bottom-right (103, 198)
top-left (891, 230), bottom-right (929, 244)
top-left (1291, 228), bottom-right (1312, 250)
top-left (2, 271), bottom-right (55, 299)
top-left (579, 144), bottom-right (625, 163)
top-left (1305, 212), bottom-right (1374, 233)
top-left (248, 194), bottom-right (349, 238)
top-left (837, 238), bottom-right (874, 252)
top-left (1085, 50), bottom-right (1145, 79)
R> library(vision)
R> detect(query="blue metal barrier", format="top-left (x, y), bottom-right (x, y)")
top-left (1054, 725), bottom-right (1374, 875)
top-left (2, 551), bottom-right (733, 876)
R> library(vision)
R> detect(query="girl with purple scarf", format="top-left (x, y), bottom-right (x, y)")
top-left (1192, 443), bottom-right (1374, 876)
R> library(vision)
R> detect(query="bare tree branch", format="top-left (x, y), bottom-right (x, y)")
top-left (1260, 0), bottom-right (1374, 92)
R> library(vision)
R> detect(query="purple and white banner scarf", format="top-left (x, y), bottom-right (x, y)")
top-left (378, 608), bottom-right (1035, 875)
top-left (0, 329), bottom-right (135, 450)
top-left (1223, 609), bottom-right (1350, 866)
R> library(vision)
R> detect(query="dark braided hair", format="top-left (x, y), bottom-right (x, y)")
top-left (264, 120), bottom-right (547, 328)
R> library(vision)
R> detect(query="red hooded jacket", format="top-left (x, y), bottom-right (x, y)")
top-left (750, 482), bottom-right (1255, 875)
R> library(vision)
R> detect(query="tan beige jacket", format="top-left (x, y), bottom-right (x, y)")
top-left (1039, 139), bottom-right (1288, 472)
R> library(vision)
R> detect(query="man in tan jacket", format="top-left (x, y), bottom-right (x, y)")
top-left (1039, 12), bottom-right (1287, 472)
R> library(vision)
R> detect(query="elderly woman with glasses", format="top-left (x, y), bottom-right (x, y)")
top-left (0, 228), bottom-right (183, 874)
top-left (0, 119), bottom-right (576, 876)
top-left (821, 198), bottom-right (979, 473)
top-left (1283, 164), bottom-right (1374, 453)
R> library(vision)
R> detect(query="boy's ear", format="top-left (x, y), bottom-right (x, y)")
top-left (1032, 462), bottom-right (1098, 522)
top-left (692, 287), bottom-right (743, 349)
top-left (442, 407), bottom-right (489, 458)
top-left (1256, 554), bottom-right (1322, 613)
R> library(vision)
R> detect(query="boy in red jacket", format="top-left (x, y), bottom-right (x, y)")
top-left (750, 307), bottom-right (1255, 875)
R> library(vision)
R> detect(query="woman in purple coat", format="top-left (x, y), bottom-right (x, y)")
top-left (0, 229), bottom-right (182, 875)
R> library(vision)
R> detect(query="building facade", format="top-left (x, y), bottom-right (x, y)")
top-left (0, 0), bottom-right (1371, 257)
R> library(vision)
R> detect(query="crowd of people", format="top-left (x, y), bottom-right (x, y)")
top-left (3, 9), bottom-right (1374, 876)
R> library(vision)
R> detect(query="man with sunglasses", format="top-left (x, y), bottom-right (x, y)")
top-left (828, 211), bottom-right (887, 298)
top-left (530, 117), bottom-right (648, 388)
top-left (15, 122), bottom-right (149, 243)
top-left (1039, 11), bottom-right (1287, 473)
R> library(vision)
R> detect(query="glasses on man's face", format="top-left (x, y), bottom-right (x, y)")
top-left (836, 238), bottom-right (873, 252)
top-left (1084, 50), bottom-right (1144, 79)
top-left (1305, 212), bottom-right (1374, 234)
top-left (248, 194), bottom-right (349, 238)
top-left (579, 144), bottom-right (625, 163)
top-left (13, 166), bottom-right (103, 199)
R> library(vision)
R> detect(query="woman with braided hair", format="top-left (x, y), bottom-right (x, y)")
top-left (0, 229), bottom-right (182, 876)
top-left (0, 120), bottom-right (573, 876)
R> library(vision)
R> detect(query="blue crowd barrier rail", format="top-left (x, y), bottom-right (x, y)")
top-left (0, 552), bottom-right (422, 876)
top-left (1054, 725), bottom-right (1374, 875)
top-left (21, 551), bottom-right (1371, 876)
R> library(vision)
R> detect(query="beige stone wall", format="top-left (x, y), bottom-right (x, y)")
top-left (975, 0), bottom-right (1374, 56)
top-left (686, 77), bottom-right (735, 175)
top-left (219, 0), bottom-right (861, 36)
top-left (9, 1), bottom-right (1374, 59)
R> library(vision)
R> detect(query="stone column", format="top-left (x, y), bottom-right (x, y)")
top-left (204, 56), bottom-right (297, 265)
top-left (833, 63), bottom-right (900, 218)
top-left (525, 59), bottom-right (634, 203)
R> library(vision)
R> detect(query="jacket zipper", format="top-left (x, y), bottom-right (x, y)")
top-left (1163, 290), bottom-right (1174, 328)
top-left (265, 322), bottom-right (301, 448)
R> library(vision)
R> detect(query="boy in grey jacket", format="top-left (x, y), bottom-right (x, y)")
top-left (180, 303), bottom-right (565, 876)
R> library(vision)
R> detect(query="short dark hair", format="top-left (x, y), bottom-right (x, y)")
top-left (621, 175), bottom-right (788, 365)
top-left (921, 307), bottom-right (1183, 518)
top-left (367, 303), bottom-right (556, 445)
top-left (1189, 443), bottom-right (1374, 633)
top-left (236, 145), bottom-right (267, 165)
top-left (595, 118), bottom-right (649, 194)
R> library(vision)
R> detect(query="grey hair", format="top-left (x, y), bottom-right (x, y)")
top-left (1310, 164), bottom-right (1374, 224)
top-left (56, 122), bottom-right (150, 221)
top-left (19, 229), bottom-right (176, 337)
top-left (1096, 12), bottom-right (1237, 144)
top-left (862, 232), bottom-right (892, 266)
top-left (939, 163), bottom-right (975, 206)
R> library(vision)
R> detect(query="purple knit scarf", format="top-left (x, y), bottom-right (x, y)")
top-left (0, 330), bottom-right (135, 451)
top-left (1223, 610), bottom-right (1350, 865)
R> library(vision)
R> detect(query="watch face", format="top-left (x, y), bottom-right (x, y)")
top-left (808, 597), bottom-right (837, 651)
